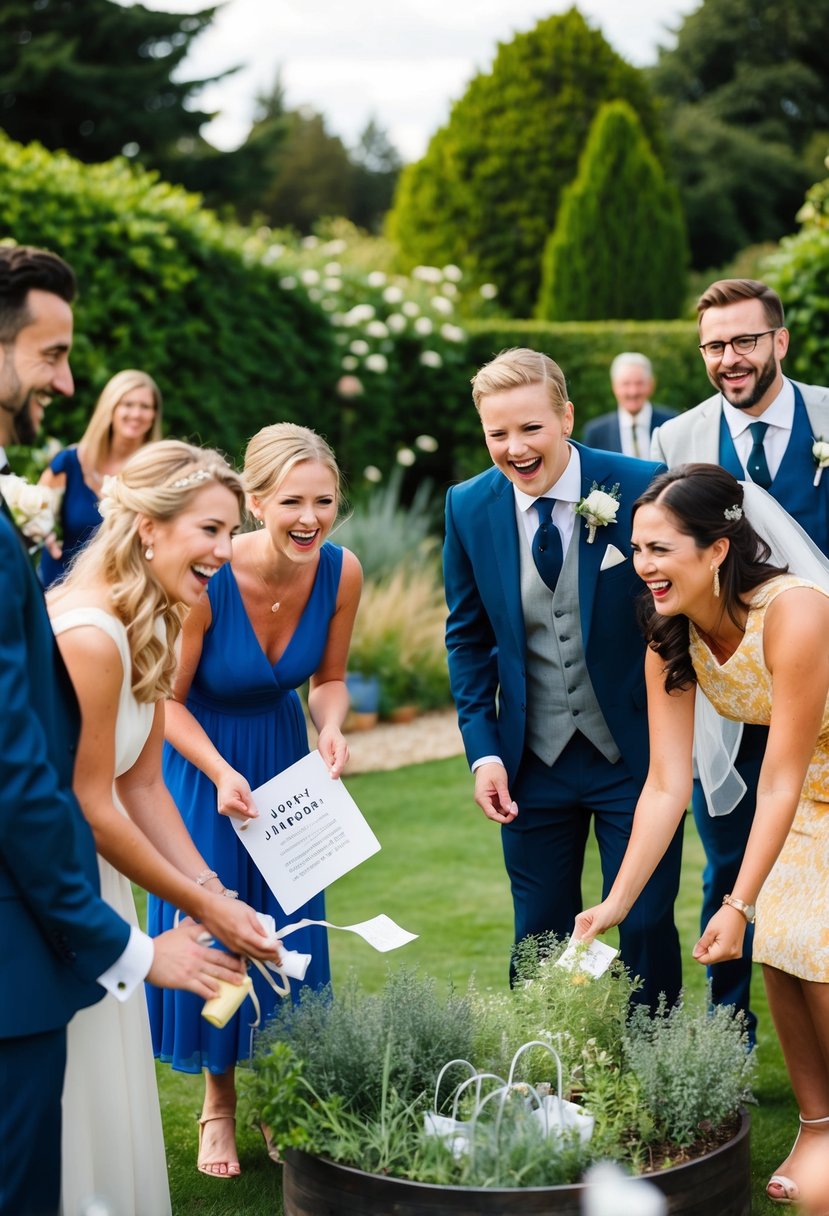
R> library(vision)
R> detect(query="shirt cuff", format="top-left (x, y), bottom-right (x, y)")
top-left (97, 925), bottom-right (154, 1001)
top-left (471, 755), bottom-right (503, 772)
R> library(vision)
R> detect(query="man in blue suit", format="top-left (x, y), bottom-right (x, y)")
top-left (651, 277), bottom-right (829, 1045)
top-left (0, 246), bottom-right (246, 1216)
top-left (444, 347), bottom-right (683, 1008)
top-left (582, 352), bottom-right (678, 456)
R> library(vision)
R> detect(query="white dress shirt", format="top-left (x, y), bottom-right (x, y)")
top-left (618, 404), bottom-right (653, 459)
top-left (98, 926), bottom-right (155, 999)
top-left (722, 379), bottom-right (794, 481)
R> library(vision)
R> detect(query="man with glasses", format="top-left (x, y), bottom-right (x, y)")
top-left (651, 277), bottom-right (829, 1047)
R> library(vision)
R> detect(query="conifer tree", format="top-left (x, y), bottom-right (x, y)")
top-left (537, 100), bottom-right (687, 321)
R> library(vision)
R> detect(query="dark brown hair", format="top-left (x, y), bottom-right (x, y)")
top-left (634, 464), bottom-right (787, 692)
top-left (696, 278), bottom-right (784, 332)
top-left (0, 246), bottom-right (76, 343)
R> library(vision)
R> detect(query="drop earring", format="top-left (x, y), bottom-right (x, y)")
top-left (711, 564), bottom-right (720, 598)
top-left (145, 545), bottom-right (154, 561)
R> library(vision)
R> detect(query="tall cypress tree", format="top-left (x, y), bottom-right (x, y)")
top-left (536, 100), bottom-right (687, 321)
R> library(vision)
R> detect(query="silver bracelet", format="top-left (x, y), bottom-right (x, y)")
top-left (195, 868), bottom-right (218, 886)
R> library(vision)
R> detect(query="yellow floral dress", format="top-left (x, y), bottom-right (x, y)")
top-left (690, 575), bottom-right (829, 982)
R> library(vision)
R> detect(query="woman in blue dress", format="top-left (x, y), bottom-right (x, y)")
top-left (148, 422), bottom-right (362, 1179)
top-left (38, 368), bottom-right (162, 586)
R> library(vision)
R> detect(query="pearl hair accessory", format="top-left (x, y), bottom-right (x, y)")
top-left (723, 504), bottom-right (743, 521)
top-left (170, 467), bottom-right (215, 490)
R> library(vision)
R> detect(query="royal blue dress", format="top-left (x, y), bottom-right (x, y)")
top-left (147, 544), bottom-right (341, 1074)
top-left (39, 447), bottom-right (101, 588)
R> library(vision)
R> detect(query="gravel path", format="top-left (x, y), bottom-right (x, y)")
top-left (311, 708), bottom-right (465, 774)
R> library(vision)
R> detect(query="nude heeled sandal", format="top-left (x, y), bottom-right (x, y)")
top-left (767, 1113), bottom-right (829, 1204)
top-left (197, 1112), bottom-right (241, 1179)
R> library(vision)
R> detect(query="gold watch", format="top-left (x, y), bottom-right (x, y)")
top-left (722, 893), bottom-right (756, 924)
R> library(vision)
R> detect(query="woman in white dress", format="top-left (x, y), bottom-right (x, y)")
top-left (47, 441), bottom-right (280, 1214)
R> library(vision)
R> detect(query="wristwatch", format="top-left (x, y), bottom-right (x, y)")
top-left (722, 893), bottom-right (756, 924)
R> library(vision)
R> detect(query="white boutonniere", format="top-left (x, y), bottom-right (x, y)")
top-left (813, 437), bottom-right (829, 487)
top-left (574, 482), bottom-right (620, 543)
top-left (0, 473), bottom-right (60, 552)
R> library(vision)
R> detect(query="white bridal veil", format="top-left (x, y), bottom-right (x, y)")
top-left (695, 482), bottom-right (829, 816)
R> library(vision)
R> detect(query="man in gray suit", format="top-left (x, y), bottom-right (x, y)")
top-left (651, 277), bottom-right (829, 1046)
top-left (582, 352), bottom-right (678, 456)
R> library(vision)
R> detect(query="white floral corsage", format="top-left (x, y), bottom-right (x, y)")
top-left (813, 437), bottom-right (829, 487)
top-left (0, 473), bottom-right (60, 551)
top-left (574, 482), bottom-right (620, 543)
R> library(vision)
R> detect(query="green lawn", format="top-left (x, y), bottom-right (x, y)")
top-left (144, 754), bottom-right (795, 1214)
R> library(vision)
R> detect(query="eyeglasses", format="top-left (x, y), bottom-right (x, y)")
top-left (698, 329), bottom-right (779, 360)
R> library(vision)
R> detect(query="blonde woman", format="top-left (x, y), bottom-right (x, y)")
top-left (47, 440), bottom-right (279, 1216)
top-left (149, 423), bottom-right (362, 1178)
top-left (39, 368), bottom-right (162, 586)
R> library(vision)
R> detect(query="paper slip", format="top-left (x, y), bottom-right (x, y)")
top-left (278, 913), bottom-right (418, 953)
top-left (555, 937), bottom-right (618, 978)
top-left (233, 750), bottom-right (381, 914)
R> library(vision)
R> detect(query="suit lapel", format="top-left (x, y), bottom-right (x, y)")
top-left (574, 446), bottom-right (610, 641)
top-left (487, 476), bottom-right (525, 654)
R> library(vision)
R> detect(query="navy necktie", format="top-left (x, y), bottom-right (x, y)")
top-left (531, 497), bottom-right (563, 592)
top-left (747, 421), bottom-right (772, 489)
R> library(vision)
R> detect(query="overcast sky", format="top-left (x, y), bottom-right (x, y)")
top-left (124, 0), bottom-right (700, 161)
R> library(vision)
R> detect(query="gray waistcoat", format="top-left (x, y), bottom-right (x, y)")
top-left (520, 521), bottom-right (620, 768)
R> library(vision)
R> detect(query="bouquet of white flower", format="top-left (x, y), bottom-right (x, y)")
top-left (0, 473), bottom-right (60, 550)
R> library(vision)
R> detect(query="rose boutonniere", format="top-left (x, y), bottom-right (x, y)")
top-left (813, 438), bottom-right (829, 487)
top-left (0, 473), bottom-right (60, 554)
top-left (574, 482), bottom-right (620, 543)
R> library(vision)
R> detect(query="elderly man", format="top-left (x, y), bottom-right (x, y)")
top-left (651, 277), bottom-right (829, 1047)
top-left (582, 352), bottom-right (677, 457)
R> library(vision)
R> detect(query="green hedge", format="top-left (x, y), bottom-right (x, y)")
top-left (0, 135), bottom-right (338, 463)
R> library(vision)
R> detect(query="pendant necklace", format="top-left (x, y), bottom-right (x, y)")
top-left (254, 562), bottom-right (281, 612)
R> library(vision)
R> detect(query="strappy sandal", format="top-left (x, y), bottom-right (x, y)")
top-left (257, 1120), bottom-right (282, 1163)
top-left (197, 1112), bottom-right (241, 1179)
top-left (767, 1113), bottom-right (829, 1204)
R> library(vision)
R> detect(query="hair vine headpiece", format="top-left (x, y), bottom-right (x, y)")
top-left (723, 504), bottom-right (743, 521)
top-left (169, 467), bottom-right (216, 491)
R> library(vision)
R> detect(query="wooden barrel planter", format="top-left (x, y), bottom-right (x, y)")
top-left (283, 1109), bottom-right (751, 1216)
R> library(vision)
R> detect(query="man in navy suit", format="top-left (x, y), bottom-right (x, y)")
top-left (651, 278), bottom-right (829, 1045)
top-left (582, 352), bottom-right (678, 456)
top-left (0, 246), bottom-right (246, 1216)
top-left (444, 347), bottom-right (683, 1008)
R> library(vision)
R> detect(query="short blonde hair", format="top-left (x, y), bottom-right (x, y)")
top-left (243, 423), bottom-right (341, 507)
top-left (471, 348), bottom-right (569, 415)
top-left (66, 440), bottom-right (244, 702)
top-left (79, 369), bottom-right (163, 472)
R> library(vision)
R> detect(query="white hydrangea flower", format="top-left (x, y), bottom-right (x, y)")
top-left (365, 353), bottom-right (388, 373)
top-left (440, 323), bottom-right (466, 343)
top-left (367, 270), bottom-right (387, 287)
top-left (414, 316), bottom-right (433, 335)
top-left (415, 434), bottom-right (439, 452)
top-left (402, 300), bottom-right (420, 317)
top-left (323, 277), bottom-right (342, 292)
top-left (322, 238), bottom-right (347, 254)
top-left (363, 465), bottom-right (383, 483)
top-left (341, 355), bottom-right (359, 370)
top-left (365, 320), bottom-right (389, 339)
top-left (349, 339), bottom-right (370, 356)
top-left (324, 261), bottom-right (342, 274)
top-left (412, 265), bottom-right (442, 283)
top-left (343, 304), bottom-right (376, 325)
top-left (396, 447), bottom-right (416, 466)
top-left (479, 282), bottom-right (498, 300)
top-left (386, 313), bottom-right (407, 333)
top-left (419, 350), bottom-right (442, 368)
top-left (299, 267), bottom-right (320, 285)
top-left (432, 296), bottom-right (453, 315)
top-left (383, 285), bottom-right (404, 304)
top-left (279, 276), bottom-right (297, 290)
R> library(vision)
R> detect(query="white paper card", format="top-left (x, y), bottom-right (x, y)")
top-left (555, 937), bottom-right (618, 978)
top-left (234, 750), bottom-right (381, 914)
top-left (278, 913), bottom-right (418, 952)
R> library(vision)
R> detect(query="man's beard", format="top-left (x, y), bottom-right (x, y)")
top-left (716, 353), bottom-right (778, 411)
top-left (0, 362), bottom-right (40, 445)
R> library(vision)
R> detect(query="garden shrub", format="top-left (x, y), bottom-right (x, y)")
top-left (0, 134), bottom-right (338, 462)
top-left (537, 101), bottom-right (687, 321)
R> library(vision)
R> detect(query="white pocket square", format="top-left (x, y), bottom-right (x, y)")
top-left (600, 544), bottom-right (627, 571)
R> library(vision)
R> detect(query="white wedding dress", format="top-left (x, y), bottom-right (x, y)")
top-left (54, 608), bottom-right (172, 1216)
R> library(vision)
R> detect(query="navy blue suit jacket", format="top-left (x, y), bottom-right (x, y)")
top-left (582, 406), bottom-right (679, 454)
top-left (0, 506), bottom-right (129, 1039)
top-left (444, 443), bottom-right (664, 788)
